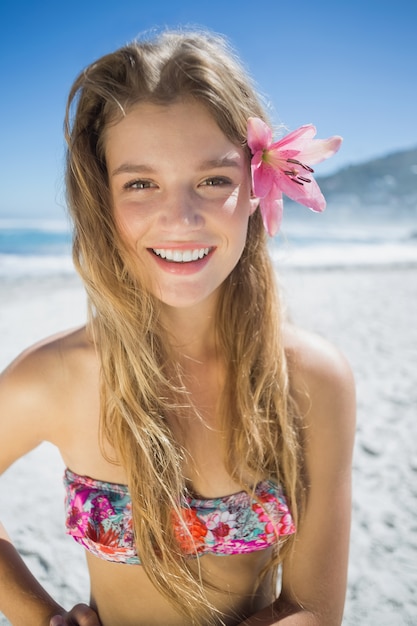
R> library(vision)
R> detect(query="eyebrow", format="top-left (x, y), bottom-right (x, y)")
top-left (111, 156), bottom-right (242, 177)
top-left (197, 156), bottom-right (243, 170)
top-left (111, 163), bottom-right (155, 177)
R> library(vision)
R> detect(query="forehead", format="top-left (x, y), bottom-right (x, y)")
top-left (104, 99), bottom-right (245, 167)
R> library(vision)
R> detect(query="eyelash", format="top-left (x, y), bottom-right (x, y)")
top-left (123, 179), bottom-right (154, 190)
top-left (201, 177), bottom-right (231, 187)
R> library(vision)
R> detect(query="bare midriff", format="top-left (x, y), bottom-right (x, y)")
top-left (87, 548), bottom-right (276, 625)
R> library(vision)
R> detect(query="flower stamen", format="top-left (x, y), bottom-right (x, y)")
top-left (287, 158), bottom-right (315, 173)
top-left (283, 170), bottom-right (312, 186)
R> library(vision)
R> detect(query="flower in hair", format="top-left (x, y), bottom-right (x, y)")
top-left (247, 117), bottom-right (343, 236)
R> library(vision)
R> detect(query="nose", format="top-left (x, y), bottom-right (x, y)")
top-left (158, 187), bottom-right (204, 231)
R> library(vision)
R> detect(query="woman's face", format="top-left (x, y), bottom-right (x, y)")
top-left (105, 99), bottom-right (258, 310)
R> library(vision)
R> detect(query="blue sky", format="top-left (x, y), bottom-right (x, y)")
top-left (1, 0), bottom-right (416, 218)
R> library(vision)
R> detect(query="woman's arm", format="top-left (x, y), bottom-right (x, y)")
top-left (0, 337), bottom-right (100, 625)
top-left (0, 346), bottom-right (61, 624)
top-left (0, 532), bottom-right (100, 626)
top-left (240, 328), bottom-right (356, 625)
top-left (0, 529), bottom-right (64, 625)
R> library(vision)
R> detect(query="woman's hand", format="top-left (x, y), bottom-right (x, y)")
top-left (49, 604), bottom-right (101, 626)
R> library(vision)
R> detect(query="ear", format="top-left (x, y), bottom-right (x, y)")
top-left (249, 192), bottom-right (259, 216)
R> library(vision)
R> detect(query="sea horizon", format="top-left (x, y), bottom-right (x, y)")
top-left (1, 212), bottom-right (417, 278)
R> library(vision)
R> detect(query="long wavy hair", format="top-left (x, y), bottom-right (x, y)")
top-left (65, 29), bottom-right (303, 625)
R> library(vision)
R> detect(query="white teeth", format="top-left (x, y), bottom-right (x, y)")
top-left (152, 248), bottom-right (210, 263)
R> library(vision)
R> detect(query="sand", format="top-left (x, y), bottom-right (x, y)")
top-left (0, 265), bottom-right (416, 625)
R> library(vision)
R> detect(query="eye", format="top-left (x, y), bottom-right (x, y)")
top-left (200, 176), bottom-right (232, 187)
top-left (123, 179), bottom-right (157, 190)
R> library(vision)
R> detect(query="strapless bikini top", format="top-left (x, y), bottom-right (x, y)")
top-left (64, 468), bottom-right (296, 564)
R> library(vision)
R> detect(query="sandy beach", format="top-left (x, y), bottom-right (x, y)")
top-left (0, 264), bottom-right (416, 625)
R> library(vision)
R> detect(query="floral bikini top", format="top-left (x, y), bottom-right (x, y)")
top-left (64, 468), bottom-right (296, 565)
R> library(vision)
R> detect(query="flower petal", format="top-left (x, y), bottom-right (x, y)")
top-left (275, 174), bottom-right (326, 212)
top-left (252, 162), bottom-right (275, 197)
top-left (298, 135), bottom-right (343, 165)
top-left (247, 117), bottom-right (272, 153)
top-left (259, 188), bottom-right (284, 236)
top-left (272, 124), bottom-right (317, 152)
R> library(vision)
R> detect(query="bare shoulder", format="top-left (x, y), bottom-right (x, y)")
top-left (1, 325), bottom-right (94, 387)
top-left (283, 322), bottom-right (356, 455)
top-left (283, 322), bottom-right (355, 406)
top-left (0, 326), bottom-right (97, 472)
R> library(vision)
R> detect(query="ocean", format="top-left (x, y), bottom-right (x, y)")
top-left (1, 213), bottom-right (416, 278)
top-left (0, 218), bottom-right (73, 278)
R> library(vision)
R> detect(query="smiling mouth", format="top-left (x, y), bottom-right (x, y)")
top-left (151, 247), bottom-right (212, 263)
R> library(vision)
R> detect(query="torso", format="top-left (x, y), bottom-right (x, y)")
top-left (28, 325), bottom-right (284, 625)
top-left (87, 548), bottom-right (275, 625)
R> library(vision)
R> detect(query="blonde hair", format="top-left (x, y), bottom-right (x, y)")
top-left (65, 29), bottom-right (302, 625)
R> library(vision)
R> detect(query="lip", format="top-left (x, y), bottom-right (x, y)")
top-left (147, 245), bottom-right (216, 275)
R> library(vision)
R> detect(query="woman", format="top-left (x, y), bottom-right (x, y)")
top-left (0, 30), bottom-right (355, 625)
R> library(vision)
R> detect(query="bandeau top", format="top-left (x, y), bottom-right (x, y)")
top-left (64, 468), bottom-right (296, 564)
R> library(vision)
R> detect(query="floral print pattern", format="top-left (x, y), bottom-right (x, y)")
top-left (64, 469), bottom-right (295, 564)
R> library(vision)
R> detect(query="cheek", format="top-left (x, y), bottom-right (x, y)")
top-left (113, 213), bottom-right (133, 248)
top-left (221, 196), bottom-right (240, 218)
top-left (220, 187), bottom-right (252, 222)
top-left (112, 217), bottom-right (144, 264)
top-left (113, 203), bottom-right (147, 246)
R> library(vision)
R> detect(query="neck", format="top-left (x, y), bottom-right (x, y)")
top-left (160, 296), bottom-right (219, 364)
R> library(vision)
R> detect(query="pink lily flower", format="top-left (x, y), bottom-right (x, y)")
top-left (247, 117), bottom-right (343, 236)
